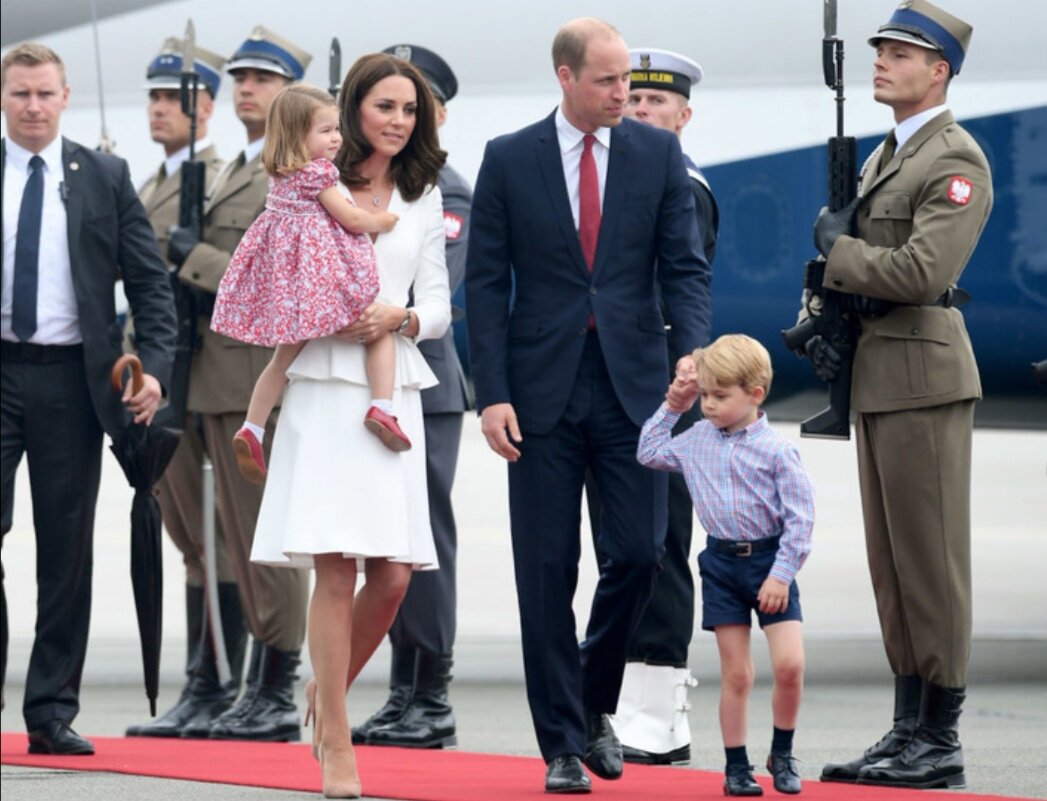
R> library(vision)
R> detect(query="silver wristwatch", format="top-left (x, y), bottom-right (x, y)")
top-left (397, 310), bottom-right (412, 334)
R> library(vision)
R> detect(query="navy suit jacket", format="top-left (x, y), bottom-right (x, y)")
top-left (1, 137), bottom-right (176, 438)
top-left (465, 112), bottom-right (712, 434)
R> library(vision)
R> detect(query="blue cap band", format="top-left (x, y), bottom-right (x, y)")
top-left (230, 38), bottom-right (304, 79)
top-left (886, 7), bottom-right (965, 74)
top-left (147, 54), bottom-right (222, 97)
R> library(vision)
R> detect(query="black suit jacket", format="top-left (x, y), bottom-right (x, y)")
top-left (465, 113), bottom-right (712, 434)
top-left (1, 137), bottom-right (176, 437)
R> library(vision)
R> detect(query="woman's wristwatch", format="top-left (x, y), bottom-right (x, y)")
top-left (397, 310), bottom-right (413, 334)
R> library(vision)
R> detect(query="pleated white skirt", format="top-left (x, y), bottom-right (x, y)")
top-left (250, 375), bottom-right (437, 571)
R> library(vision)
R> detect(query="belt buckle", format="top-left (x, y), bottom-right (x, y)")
top-left (735, 542), bottom-right (752, 557)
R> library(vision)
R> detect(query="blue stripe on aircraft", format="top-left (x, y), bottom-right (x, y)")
top-left (453, 106), bottom-right (1047, 397)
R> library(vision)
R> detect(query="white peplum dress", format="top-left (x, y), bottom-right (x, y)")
top-left (250, 183), bottom-right (451, 570)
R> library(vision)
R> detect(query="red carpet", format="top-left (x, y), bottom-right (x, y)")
top-left (0, 732), bottom-right (1032, 800)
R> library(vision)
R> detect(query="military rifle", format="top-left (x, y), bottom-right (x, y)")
top-left (157, 19), bottom-right (206, 432)
top-left (329, 38), bottom-right (342, 100)
top-left (780, 0), bottom-right (858, 440)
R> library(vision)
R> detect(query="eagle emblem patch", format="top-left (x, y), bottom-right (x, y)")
top-left (947, 176), bottom-right (973, 206)
top-left (444, 212), bottom-right (463, 240)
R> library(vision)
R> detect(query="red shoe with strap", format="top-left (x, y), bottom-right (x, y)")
top-left (364, 407), bottom-right (412, 452)
top-left (232, 428), bottom-right (267, 484)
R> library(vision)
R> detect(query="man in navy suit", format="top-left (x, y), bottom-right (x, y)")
top-left (1, 43), bottom-right (176, 754)
top-left (465, 17), bottom-right (711, 793)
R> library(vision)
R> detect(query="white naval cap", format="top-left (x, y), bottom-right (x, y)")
top-left (629, 48), bottom-right (703, 98)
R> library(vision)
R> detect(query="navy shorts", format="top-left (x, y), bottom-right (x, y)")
top-left (698, 536), bottom-right (803, 631)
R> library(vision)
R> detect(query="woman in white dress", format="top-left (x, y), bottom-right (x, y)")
top-left (250, 53), bottom-right (450, 798)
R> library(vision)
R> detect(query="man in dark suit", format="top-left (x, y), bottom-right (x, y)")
top-left (0, 43), bottom-right (176, 755)
top-left (355, 43), bottom-right (472, 750)
top-left (465, 18), bottom-right (711, 793)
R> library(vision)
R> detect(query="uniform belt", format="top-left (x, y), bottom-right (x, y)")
top-left (1, 340), bottom-right (84, 364)
top-left (706, 534), bottom-right (781, 557)
top-left (926, 287), bottom-right (970, 308)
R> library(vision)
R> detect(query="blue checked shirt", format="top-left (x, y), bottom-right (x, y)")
top-left (637, 406), bottom-right (815, 585)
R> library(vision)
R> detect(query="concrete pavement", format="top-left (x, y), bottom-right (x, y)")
top-left (3, 414), bottom-right (1046, 799)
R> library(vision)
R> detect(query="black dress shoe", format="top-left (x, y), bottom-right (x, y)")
top-left (545, 755), bottom-right (592, 794)
top-left (583, 712), bottom-right (623, 780)
top-left (723, 763), bottom-right (763, 796)
top-left (622, 742), bottom-right (691, 765)
top-left (766, 752), bottom-right (802, 794)
top-left (27, 721), bottom-right (94, 755)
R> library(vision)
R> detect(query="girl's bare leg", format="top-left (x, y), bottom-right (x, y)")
top-left (246, 342), bottom-right (305, 427)
top-left (363, 333), bottom-right (395, 402)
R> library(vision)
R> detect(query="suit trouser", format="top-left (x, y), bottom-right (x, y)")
top-left (856, 400), bottom-right (974, 688)
top-left (0, 349), bottom-right (102, 729)
top-left (159, 410), bottom-right (308, 653)
top-left (388, 411), bottom-right (462, 654)
top-left (508, 334), bottom-right (666, 761)
top-left (587, 405), bottom-right (698, 667)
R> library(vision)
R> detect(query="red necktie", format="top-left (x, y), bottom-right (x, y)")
top-left (578, 134), bottom-right (600, 270)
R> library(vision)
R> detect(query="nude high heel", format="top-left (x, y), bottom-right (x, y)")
top-left (305, 677), bottom-right (321, 761)
top-left (320, 744), bottom-right (362, 799)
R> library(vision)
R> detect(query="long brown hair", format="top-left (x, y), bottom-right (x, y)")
top-left (334, 53), bottom-right (446, 202)
top-left (261, 83), bottom-right (337, 177)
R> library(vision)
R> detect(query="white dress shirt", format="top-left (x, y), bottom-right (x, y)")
top-left (894, 103), bottom-right (949, 152)
top-left (2, 136), bottom-right (79, 344)
top-left (161, 136), bottom-right (215, 182)
top-left (555, 106), bottom-right (611, 230)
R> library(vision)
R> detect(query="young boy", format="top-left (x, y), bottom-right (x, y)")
top-left (637, 334), bottom-right (815, 796)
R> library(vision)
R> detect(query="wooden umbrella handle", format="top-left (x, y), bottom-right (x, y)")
top-left (111, 353), bottom-right (144, 395)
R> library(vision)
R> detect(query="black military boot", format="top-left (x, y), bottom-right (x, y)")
top-left (821, 674), bottom-right (921, 782)
top-left (351, 643), bottom-right (415, 744)
top-left (368, 649), bottom-right (457, 748)
top-left (857, 683), bottom-right (966, 789)
top-left (131, 584), bottom-right (247, 738)
top-left (208, 645), bottom-right (302, 742)
top-left (187, 638), bottom-right (263, 737)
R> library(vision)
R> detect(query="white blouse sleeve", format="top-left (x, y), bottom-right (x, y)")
top-left (408, 185), bottom-right (452, 344)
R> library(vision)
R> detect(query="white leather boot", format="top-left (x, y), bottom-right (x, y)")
top-left (610, 663), bottom-right (696, 765)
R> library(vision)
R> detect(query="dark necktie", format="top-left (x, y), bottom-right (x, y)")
top-left (879, 131), bottom-right (897, 173)
top-left (578, 134), bottom-right (600, 269)
top-left (12, 155), bottom-right (45, 342)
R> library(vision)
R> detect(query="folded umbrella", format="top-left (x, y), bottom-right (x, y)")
top-left (109, 354), bottom-right (181, 715)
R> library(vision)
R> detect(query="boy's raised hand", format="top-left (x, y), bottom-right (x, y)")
top-left (757, 576), bottom-right (789, 614)
top-left (665, 355), bottom-right (699, 413)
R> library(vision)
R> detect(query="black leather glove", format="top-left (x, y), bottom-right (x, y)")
top-left (805, 335), bottom-right (842, 382)
top-left (813, 198), bottom-right (861, 258)
top-left (167, 226), bottom-right (200, 268)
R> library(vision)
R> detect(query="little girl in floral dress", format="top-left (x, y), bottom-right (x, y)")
top-left (212, 83), bottom-right (412, 484)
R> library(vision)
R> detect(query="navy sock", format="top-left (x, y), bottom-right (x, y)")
top-left (725, 745), bottom-right (749, 767)
top-left (772, 726), bottom-right (794, 754)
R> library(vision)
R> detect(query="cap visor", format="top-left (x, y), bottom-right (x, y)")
top-left (225, 56), bottom-right (293, 77)
top-left (869, 30), bottom-right (940, 50)
top-left (144, 77), bottom-right (183, 91)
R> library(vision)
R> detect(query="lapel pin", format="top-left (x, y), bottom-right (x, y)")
top-left (70, 161), bottom-right (81, 171)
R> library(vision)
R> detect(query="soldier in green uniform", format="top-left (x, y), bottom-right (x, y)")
top-left (125, 36), bottom-right (242, 739)
top-left (808, 0), bottom-right (992, 790)
top-left (163, 25), bottom-right (313, 742)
